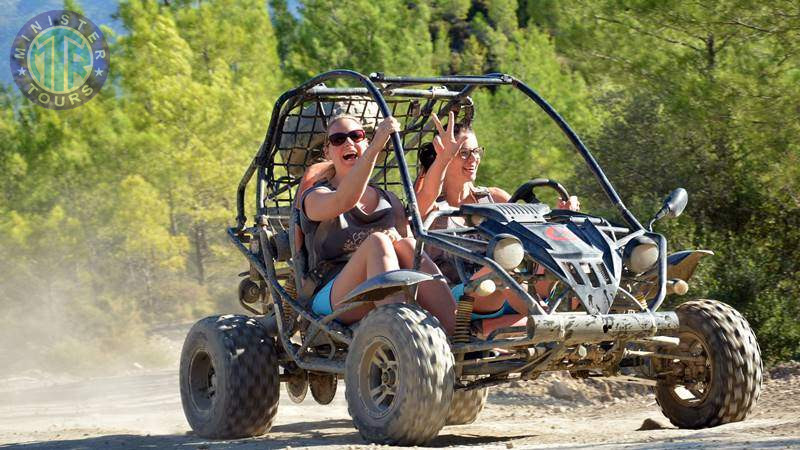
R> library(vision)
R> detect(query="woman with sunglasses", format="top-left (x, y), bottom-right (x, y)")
top-left (415, 112), bottom-right (580, 321)
top-left (300, 114), bottom-right (457, 333)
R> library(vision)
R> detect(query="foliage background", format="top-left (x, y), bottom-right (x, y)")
top-left (1, 0), bottom-right (798, 373)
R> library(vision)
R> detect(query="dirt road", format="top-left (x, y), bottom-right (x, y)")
top-left (1, 359), bottom-right (798, 450)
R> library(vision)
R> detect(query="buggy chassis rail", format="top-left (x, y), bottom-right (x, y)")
top-left (228, 220), bottom-right (678, 372)
top-left (232, 71), bottom-right (672, 357)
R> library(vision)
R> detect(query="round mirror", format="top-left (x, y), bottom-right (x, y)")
top-left (665, 188), bottom-right (689, 218)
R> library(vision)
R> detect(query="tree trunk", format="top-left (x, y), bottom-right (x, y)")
top-left (193, 224), bottom-right (207, 285)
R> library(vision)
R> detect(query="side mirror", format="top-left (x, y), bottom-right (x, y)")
top-left (648, 188), bottom-right (688, 230)
top-left (663, 188), bottom-right (688, 218)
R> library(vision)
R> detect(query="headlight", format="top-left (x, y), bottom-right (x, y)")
top-left (623, 236), bottom-right (659, 274)
top-left (488, 234), bottom-right (525, 270)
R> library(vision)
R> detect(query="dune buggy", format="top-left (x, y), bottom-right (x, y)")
top-left (179, 71), bottom-right (762, 445)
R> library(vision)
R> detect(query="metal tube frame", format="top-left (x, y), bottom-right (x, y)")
top-left (231, 70), bottom-right (673, 374)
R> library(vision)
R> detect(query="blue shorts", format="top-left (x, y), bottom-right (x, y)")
top-left (451, 283), bottom-right (518, 320)
top-left (311, 277), bottom-right (336, 316)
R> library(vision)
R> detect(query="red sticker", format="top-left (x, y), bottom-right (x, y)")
top-left (545, 226), bottom-right (577, 242)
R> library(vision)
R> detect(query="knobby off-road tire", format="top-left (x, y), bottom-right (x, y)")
top-left (446, 383), bottom-right (488, 425)
top-left (655, 300), bottom-right (762, 429)
top-left (180, 315), bottom-right (280, 439)
top-left (345, 304), bottom-right (454, 445)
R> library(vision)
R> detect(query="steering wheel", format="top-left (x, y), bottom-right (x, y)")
top-left (508, 178), bottom-right (570, 204)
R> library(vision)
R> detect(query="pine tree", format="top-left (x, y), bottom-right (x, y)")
top-left (285, 0), bottom-right (435, 80)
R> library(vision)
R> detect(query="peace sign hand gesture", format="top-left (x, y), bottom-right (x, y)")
top-left (430, 111), bottom-right (469, 162)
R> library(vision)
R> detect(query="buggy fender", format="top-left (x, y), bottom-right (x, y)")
top-left (639, 250), bottom-right (713, 297)
top-left (340, 269), bottom-right (437, 304)
top-left (664, 250), bottom-right (714, 281)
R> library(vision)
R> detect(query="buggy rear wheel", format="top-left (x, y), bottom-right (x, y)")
top-left (447, 381), bottom-right (488, 425)
top-left (180, 315), bottom-right (280, 438)
top-left (345, 303), bottom-right (454, 445)
top-left (654, 300), bottom-right (762, 429)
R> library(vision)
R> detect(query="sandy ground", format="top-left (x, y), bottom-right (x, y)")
top-left (1, 338), bottom-right (798, 450)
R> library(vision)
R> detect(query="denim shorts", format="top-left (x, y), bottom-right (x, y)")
top-left (451, 283), bottom-right (518, 319)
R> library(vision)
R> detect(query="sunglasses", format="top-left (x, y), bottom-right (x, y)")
top-left (458, 147), bottom-right (485, 159)
top-left (327, 129), bottom-right (366, 146)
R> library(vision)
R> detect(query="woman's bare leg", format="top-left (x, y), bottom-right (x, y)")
top-left (330, 232), bottom-right (400, 323)
top-left (393, 238), bottom-right (456, 335)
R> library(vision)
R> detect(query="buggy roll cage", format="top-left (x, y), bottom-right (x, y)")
top-left (233, 70), bottom-right (670, 313)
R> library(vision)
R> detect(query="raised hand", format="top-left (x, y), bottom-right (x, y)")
top-left (430, 111), bottom-right (468, 161)
top-left (371, 116), bottom-right (402, 151)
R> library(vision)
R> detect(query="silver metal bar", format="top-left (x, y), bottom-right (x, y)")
top-left (423, 207), bottom-right (459, 229)
top-left (456, 353), bottom-right (527, 366)
top-left (451, 311), bottom-right (679, 354)
top-left (452, 337), bottom-right (538, 354)
top-left (634, 335), bottom-right (680, 347)
top-left (485, 326), bottom-right (527, 340)
top-left (520, 342), bottom-right (567, 379)
top-left (529, 312), bottom-right (678, 344)
top-left (613, 229), bottom-right (645, 250)
top-left (427, 230), bottom-right (486, 247)
top-left (461, 360), bottom-right (529, 376)
top-left (626, 349), bottom-right (705, 363)
top-left (305, 86), bottom-right (462, 99)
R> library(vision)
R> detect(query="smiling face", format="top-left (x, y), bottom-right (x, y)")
top-left (324, 117), bottom-right (369, 176)
top-left (445, 130), bottom-right (481, 183)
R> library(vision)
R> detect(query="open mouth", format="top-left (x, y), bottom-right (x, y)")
top-left (343, 151), bottom-right (359, 161)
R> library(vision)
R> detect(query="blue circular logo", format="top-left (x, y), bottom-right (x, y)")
top-left (10, 10), bottom-right (109, 110)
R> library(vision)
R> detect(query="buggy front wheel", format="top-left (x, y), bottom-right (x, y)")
top-left (654, 300), bottom-right (762, 429)
top-left (345, 303), bottom-right (454, 445)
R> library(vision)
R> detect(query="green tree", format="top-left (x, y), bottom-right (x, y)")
top-left (549, 0), bottom-right (800, 361)
top-left (284, 0), bottom-right (435, 80)
top-left (472, 25), bottom-right (600, 195)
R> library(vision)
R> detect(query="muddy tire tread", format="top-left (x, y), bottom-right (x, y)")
top-left (656, 300), bottom-right (762, 429)
top-left (180, 314), bottom-right (280, 439)
top-left (345, 303), bottom-right (454, 445)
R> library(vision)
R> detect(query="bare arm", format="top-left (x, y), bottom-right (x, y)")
top-left (415, 154), bottom-right (449, 219)
top-left (488, 187), bottom-right (511, 203)
top-left (304, 117), bottom-right (400, 222)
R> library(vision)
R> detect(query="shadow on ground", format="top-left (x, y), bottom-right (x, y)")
top-left (0, 418), bottom-right (537, 450)
top-left (568, 435), bottom-right (800, 450)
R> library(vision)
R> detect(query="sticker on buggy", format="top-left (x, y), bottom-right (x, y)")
top-left (545, 225), bottom-right (578, 242)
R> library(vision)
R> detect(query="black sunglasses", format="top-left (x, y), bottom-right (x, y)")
top-left (327, 129), bottom-right (366, 146)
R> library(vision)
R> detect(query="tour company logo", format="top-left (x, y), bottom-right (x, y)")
top-left (10, 10), bottom-right (109, 110)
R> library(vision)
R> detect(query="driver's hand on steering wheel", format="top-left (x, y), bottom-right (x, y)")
top-left (557, 196), bottom-right (581, 211)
